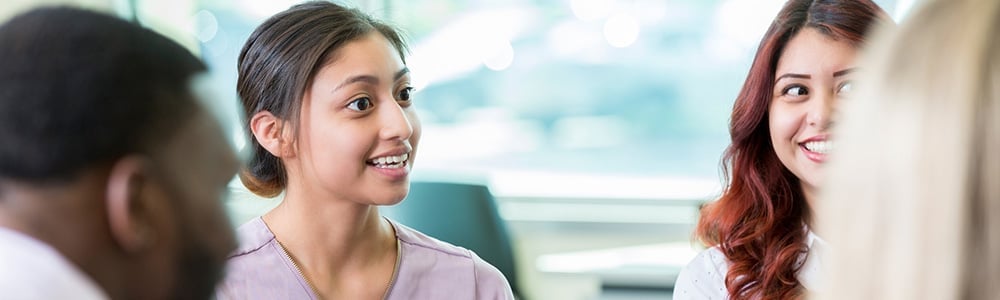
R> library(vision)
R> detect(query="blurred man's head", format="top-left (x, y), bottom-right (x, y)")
top-left (0, 7), bottom-right (237, 299)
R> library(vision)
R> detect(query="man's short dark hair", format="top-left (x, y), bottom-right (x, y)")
top-left (0, 7), bottom-right (207, 182)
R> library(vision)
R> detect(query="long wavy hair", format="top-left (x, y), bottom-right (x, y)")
top-left (695, 0), bottom-right (888, 298)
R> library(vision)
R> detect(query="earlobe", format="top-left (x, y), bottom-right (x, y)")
top-left (106, 155), bottom-right (153, 253)
top-left (250, 111), bottom-right (295, 158)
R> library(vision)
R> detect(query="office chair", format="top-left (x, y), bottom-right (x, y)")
top-left (381, 181), bottom-right (522, 298)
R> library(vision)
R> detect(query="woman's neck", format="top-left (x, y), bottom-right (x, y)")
top-left (262, 182), bottom-right (397, 286)
top-left (800, 182), bottom-right (818, 231)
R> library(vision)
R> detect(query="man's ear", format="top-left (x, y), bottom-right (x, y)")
top-left (105, 155), bottom-right (155, 253)
top-left (250, 111), bottom-right (295, 158)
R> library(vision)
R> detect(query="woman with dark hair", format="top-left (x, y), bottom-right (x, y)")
top-left (215, 2), bottom-right (513, 299)
top-left (673, 0), bottom-right (890, 299)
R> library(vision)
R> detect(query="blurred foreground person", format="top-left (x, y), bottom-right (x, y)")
top-left (0, 7), bottom-right (238, 300)
top-left (817, 0), bottom-right (1000, 299)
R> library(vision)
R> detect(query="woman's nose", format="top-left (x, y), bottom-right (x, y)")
top-left (808, 91), bottom-right (837, 129)
top-left (379, 101), bottom-right (414, 141)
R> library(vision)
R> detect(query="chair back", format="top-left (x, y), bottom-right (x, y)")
top-left (381, 181), bottom-right (521, 298)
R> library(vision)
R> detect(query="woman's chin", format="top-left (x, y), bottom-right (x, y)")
top-left (369, 190), bottom-right (410, 206)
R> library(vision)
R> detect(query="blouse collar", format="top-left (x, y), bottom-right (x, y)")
top-left (799, 228), bottom-right (829, 291)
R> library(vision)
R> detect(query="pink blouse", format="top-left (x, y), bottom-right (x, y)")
top-left (215, 217), bottom-right (514, 300)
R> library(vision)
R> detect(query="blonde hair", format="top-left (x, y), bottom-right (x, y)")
top-left (815, 0), bottom-right (1000, 299)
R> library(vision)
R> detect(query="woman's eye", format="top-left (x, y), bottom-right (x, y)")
top-left (347, 97), bottom-right (373, 111)
top-left (838, 81), bottom-right (853, 96)
top-left (784, 85), bottom-right (808, 96)
top-left (397, 87), bottom-right (414, 101)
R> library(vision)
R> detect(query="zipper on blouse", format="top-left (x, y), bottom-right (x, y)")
top-left (382, 237), bottom-right (402, 300)
top-left (275, 240), bottom-right (322, 298)
top-left (276, 236), bottom-right (402, 300)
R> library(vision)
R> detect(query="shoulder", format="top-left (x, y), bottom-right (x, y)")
top-left (392, 220), bottom-right (475, 259)
top-left (470, 251), bottom-right (515, 299)
top-left (229, 217), bottom-right (275, 258)
top-left (216, 218), bottom-right (315, 299)
top-left (0, 228), bottom-right (108, 300)
top-left (389, 221), bottom-right (514, 299)
top-left (673, 246), bottom-right (730, 300)
top-left (222, 216), bottom-right (292, 274)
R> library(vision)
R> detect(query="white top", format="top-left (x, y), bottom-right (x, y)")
top-left (0, 227), bottom-right (108, 300)
top-left (673, 231), bottom-right (827, 300)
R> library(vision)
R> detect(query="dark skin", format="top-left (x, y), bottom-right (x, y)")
top-left (0, 110), bottom-right (239, 300)
top-left (0, 167), bottom-right (150, 299)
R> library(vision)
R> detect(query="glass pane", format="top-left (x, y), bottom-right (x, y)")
top-left (180, 0), bottom-right (911, 200)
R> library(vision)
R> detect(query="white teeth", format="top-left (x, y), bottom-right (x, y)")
top-left (374, 162), bottom-right (404, 169)
top-left (368, 153), bottom-right (409, 166)
top-left (803, 141), bottom-right (832, 154)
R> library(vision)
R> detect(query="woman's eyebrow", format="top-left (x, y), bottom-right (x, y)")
top-left (334, 67), bottom-right (411, 93)
top-left (334, 74), bottom-right (378, 92)
top-left (776, 73), bottom-right (811, 82)
top-left (394, 67), bottom-right (410, 80)
top-left (833, 68), bottom-right (857, 77)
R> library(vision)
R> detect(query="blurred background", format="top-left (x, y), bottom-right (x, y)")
top-left (2, 0), bottom-right (915, 298)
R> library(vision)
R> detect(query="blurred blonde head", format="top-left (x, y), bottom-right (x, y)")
top-left (817, 0), bottom-right (1000, 299)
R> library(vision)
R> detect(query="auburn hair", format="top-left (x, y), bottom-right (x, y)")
top-left (695, 0), bottom-right (889, 298)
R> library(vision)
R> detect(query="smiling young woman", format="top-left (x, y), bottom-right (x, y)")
top-left (214, 2), bottom-right (514, 299)
top-left (672, 0), bottom-right (891, 299)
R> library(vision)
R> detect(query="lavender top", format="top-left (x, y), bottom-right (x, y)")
top-left (215, 217), bottom-right (514, 300)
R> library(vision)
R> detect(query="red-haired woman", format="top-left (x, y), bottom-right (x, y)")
top-left (674, 0), bottom-right (890, 299)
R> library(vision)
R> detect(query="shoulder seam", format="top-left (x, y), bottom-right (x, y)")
top-left (398, 238), bottom-right (474, 259)
top-left (228, 235), bottom-right (275, 259)
top-left (472, 248), bottom-right (481, 294)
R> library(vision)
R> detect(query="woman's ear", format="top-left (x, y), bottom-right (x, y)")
top-left (250, 111), bottom-right (295, 158)
top-left (105, 155), bottom-right (155, 253)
